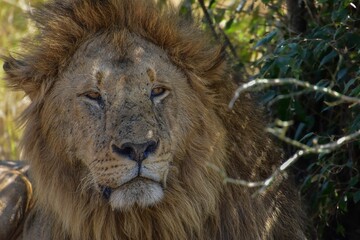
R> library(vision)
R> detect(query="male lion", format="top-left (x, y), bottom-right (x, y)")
top-left (1, 0), bottom-right (307, 239)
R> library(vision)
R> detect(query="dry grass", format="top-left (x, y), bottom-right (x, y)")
top-left (0, 80), bottom-right (27, 160)
top-left (0, 0), bottom-right (43, 159)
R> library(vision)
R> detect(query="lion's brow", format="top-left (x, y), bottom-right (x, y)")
top-left (95, 71), bottom-right (104, 86)
top-left (146, 68), bottom-right (156, 83)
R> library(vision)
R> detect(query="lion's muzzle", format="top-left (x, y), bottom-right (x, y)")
top-left (111, 140), bottom-right (158, 163)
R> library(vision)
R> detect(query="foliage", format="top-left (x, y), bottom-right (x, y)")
top-left (180, 0), bottom-right (360, 239)
top-left (254, 1), bottom-right (360, 239)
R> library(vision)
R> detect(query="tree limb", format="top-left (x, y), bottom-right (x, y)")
top-left (208, 128), bottom-right (360, 195)
top-left (229, 78), bottom-right (360, 109)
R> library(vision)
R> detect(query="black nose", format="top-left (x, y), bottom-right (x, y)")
top-left (112, 140), bottom-right (158, 162)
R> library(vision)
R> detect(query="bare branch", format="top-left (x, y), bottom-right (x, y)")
top-left (208, 128), bottom-right (360, 194)
top-left (229, 78), bottom-right (360, 109)
top-left (266, 128), bottom-right (314, 152)
top-left (218, 27), bottom-right (238, 59)
top-left (197, 0), bottom-right (238, 59)
top-left (198, 0), bottom-right (219, 40)
top-left (206, 163), bottom-right (265, 188)
top-left (235, 0), bottom-right (247, 13)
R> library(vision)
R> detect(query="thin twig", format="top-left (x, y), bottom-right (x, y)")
top-left (229, 78), bottom-right (360, 108)
top-left (235, 0), bottom-right (247, 13)
top-left (266, 128), bottom-right (314, 152)
top-left (206, 163), bottom-right (265, 187)
top-left (218, 27), bottom-right (238, 59)
top-left (198, 0), bottom-right (219, 40)
top-left (197, 0), bottom-right (238, 59)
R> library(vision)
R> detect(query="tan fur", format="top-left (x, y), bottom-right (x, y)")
top-left (2, 0), bottom-right (307, 239)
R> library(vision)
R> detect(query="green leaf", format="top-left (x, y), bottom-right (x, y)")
top-left (353, 191), bottom-right (360, 203)
top-left (275, 56), bottom-right (291, 76)
top-left (260, 90), bottom-right (276, 104)
top-left (331, 8), bottom-right (348, 22)
top-left (294, 123), bottom-right (305, 140)
top-left (208, 0), bottom-right (216, 8)
top-left (338, 196), bottom-right (348, 212)
top-left (313, 42), bottom-right (328, 57)
top-left (299, 132), bottom-right (315, 143)
top-left (350, 84), bottom-right (360, 97)
top-left (336, 224), bottom-right (346, 237)
top-left (350, 114), bottom-right (360, 132)
top-left (349, 176), bottom-right (358, 187)
top-left (336, 68), bottom-right (348, 81)
top-left (255, 30), bottom-right (277, 48)
top-left (343, 78), bottom-right (355, 93)
top-left (343, 33), bottom-right (360, 49)
top-left (319, 50), bottom-right (338, 67)
top-left (225, 18), bottom-right (234, 30)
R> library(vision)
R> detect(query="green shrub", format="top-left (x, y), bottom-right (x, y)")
top-left (183, 0), bottom-right (360, 238)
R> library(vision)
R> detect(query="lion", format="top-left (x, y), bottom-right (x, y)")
top-left (1, 0), bottom-right (307, 239)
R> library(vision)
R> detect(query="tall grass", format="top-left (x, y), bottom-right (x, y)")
top-left (0, 0), bottom-right (42, 160)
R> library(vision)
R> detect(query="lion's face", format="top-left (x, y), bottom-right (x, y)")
top-left (42, 32), bottom-right (202, 210)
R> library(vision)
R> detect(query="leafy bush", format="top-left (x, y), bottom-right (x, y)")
top-left (255, 1), bottom-right (360, 239)
top-left (182, 0), bottom-right (360, 239)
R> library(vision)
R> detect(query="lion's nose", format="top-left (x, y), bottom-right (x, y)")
top-left (111, 140), bottom-right (158, 162)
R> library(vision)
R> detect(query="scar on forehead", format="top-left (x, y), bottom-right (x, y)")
top-left (146, 68), bottom-right (156, 83)
top-left (95, 71), bottom-right (104, 86)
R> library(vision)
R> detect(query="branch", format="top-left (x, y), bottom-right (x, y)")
top-left (235, 0), bottom-right (247, 13)
top-left (208, 128), bottom-right (360, 195)
top-left (222, 78), bottom-right (360, 194)
top-left (197, 0), bottom-right (238, 59)
top-left (266, 127), bottom-right (314, 152)
top-left (206, 163), bottom-right (265, 188)
top-left (218, 27), bottom-right (238, 59)
top-left (229, 78), bottom-right (360, 109)
top-left (198, 0), bottom-right (219, 41)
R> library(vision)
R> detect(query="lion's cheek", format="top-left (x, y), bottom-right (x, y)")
top-left (66, 111), bottom-right (110, 163)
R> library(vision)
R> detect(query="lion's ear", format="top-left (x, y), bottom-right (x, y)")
top-left (2, 55), bottom-right (39, 100)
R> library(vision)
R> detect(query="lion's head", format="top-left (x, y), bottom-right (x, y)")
top-left (2, 0), bottom-right (306, 239)
top-left (41, 31), bottom-right (226, 210)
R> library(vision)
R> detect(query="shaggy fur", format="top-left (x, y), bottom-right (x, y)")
top-left (2, 0), bottom-right (307, 239)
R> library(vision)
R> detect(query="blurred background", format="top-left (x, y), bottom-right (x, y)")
top-left (0, 0), bottom-right (44, 160)
top-left (1, 0), bottom-right (359, 239)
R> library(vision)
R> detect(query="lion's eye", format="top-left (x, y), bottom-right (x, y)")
top-left (85, 92), bottom-right (101, 101)
top-left (81, 91), bottom-right (104, 108)
top-left (150, 86), bottom-right (170, 103)
top-left (151, 87), bottom-right (166, 98)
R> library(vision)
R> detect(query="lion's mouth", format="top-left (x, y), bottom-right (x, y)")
top-left (99, 176), bottom-right (164, 210)
top-left (99, 176), bottom-right (161, 200)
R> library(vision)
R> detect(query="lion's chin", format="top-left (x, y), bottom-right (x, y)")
top-left (109, 179), bottom-right (164, 210)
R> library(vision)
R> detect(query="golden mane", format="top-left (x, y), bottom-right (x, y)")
top-left (3, 0), bottom-right (307, 239)
top-left (4, 0), bottom-right (225, 98)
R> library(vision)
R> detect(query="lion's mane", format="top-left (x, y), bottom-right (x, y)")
top-left (3, 0), bottom-right (306, 239)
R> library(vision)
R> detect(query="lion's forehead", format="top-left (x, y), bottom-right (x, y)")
top-left (64, 33), bottom-right (176, 91)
